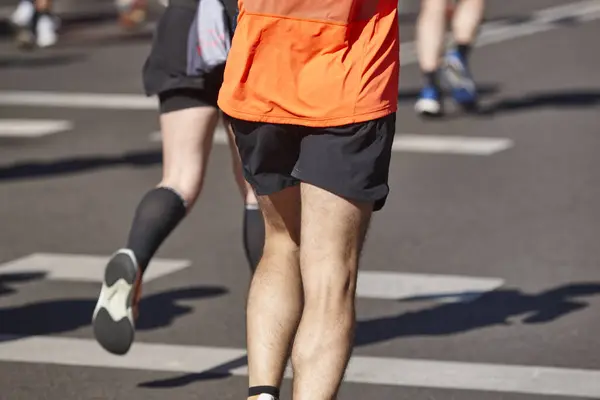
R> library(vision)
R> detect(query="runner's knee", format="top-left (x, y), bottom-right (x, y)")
top-left (258, 187), bottom-right (301, 253)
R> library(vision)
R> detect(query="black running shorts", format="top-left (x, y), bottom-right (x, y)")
top-left (229, 114), bottom-right (396, 211)
top-left (142, 0), bottom-right (233, 111)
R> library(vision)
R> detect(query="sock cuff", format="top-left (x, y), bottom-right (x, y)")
top-left (156, 186), bottom-right (188, 209)
top-left (248, 386), bottom-right (279, 399)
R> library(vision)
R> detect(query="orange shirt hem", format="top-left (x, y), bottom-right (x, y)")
top-left (218, 103), bottom-right (397, 127)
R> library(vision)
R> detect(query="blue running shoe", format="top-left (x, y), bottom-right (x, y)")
top-left (415, 85), bottom-right (443, 117)
top-left (443, 49), bottom-right (478, 111)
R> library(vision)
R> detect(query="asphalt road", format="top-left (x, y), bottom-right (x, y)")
top-left (0, 1), bottom-right (599, 399)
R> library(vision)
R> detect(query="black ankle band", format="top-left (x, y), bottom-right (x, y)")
top-left (248, 386), bottom-right (279, 398)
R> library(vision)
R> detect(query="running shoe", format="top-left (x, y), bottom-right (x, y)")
top-left (10, 0), bottom-right (34, 27)
top-left (442, 49), bottom-right (478, 111)
top-left (415, 85), bottom-right (444, 117)
top-left (35, 13), bottom-right (58, 48)
top-left (116, 0), bottom-right (147, 30)
top-left (92, 249), bottom-right (142, 355)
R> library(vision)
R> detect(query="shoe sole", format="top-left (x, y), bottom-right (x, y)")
top-left (415, 98), bottom-right (444, 118)
top-left (92, 251), bottom-right (138, 355)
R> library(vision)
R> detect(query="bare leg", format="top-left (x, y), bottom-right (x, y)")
top-left (416, 0), bottom-right (448, 73)
top-left (291, 183), bottom-right (372, 400)
top-left (158, 106), bottom-right (218, 206)
top-left (246, 186), bottom-right (303, 396)
top-left (35, 0), bottom-right (51, 11)
top-left (452, 0), bottom-right (485, 45)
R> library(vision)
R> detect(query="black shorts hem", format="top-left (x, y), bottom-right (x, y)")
top-left (292, 169), bottom-right (389, 211)
top-left (249, 177), bottom-right (300, 197)
top-left (158, 89), bottom-right (217, 114)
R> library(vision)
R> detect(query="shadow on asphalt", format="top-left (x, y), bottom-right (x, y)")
top-left (478, 90), bottom-right (600, 116)
top-left (0, 282), bottom-right (227, 337)
top-left (0, 150), bottom-right (162, 182)
top-left (137, 282), bottom-right (600, 388)
top-left (138, 355), bottom-right (248, 387)
top-left (399, 88), bottom-right (600, 120)
top-left (0, 52), bottom-right (87, 69)
top-left (354, 283), bottom-right (600, 346)
top-left (0, 272), bottom-right (47, 297)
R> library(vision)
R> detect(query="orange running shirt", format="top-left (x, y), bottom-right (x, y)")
top-left (217, 0), bottom-right (399, 127)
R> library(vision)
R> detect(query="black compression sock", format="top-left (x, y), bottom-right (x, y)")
top-left (423, 70), bottom-right (441, 90)
top-left (243, 203), bottom-right (264, 273)
top-left (126, 187), bottom-right (187, 274)
top-left (456, 43), bottom-right (472, 62)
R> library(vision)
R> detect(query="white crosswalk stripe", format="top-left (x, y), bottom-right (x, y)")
top-left (2, 253), bottom-right (598, 397)
top-left (0, 335), bottom-right (598, 398)
top-left (149, 130), bottom-right (514, 156)
top-left (0, 119), bottom-right (72, 138)
top-left (0, 253), bottom-right (504, 302)
top-left (392, 135), bottom-right (513, 155)
top-left (357, 271), bottom-right (503, 302)
top-left (0, 253), bottom-right (190, 283)
top-left (0, 91), bottom-right (157, 110)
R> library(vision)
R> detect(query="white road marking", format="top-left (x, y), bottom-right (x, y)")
top-left (0, 335), bottom-right (598, 398)
top-left (0, 119), bottom-right (73, 138)
top-left (357, 271), bottom-right (504, 302)
top-left (0, 253), bottom-right (190, 283)
top-left (475, 0), bottom-right (600, 48)
top-left (0, 335), bottom-right (246, 375)
top-left (0, 91), bottom-right (157, 110)
top-left (149, 128), bottom-right (228, 145)
top-left (0, 253), bottom-right (503, 302)
top-left (150, 131), bottom-right (513, 155)
top-left (392, 135), bottom-right (514, 155)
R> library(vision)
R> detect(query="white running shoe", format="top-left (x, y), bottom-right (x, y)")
top-left (10, 0), bottom-right (35, 27)
top-left (92, 249), bottom-right (142, 355)
top-left (36, 14), bottom-right (58, 48)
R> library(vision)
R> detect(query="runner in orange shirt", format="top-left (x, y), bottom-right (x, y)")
top-left (218, 1), bottom-right (399, 399)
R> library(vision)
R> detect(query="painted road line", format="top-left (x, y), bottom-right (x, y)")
top-left (0, 253), bottom-right (503, 302)
top-left (0, 335), bottom-right (246, 375)
top-left (475, 0), bottom-right (600, 48)
top-left (0, 119), bottom-right (72, 138)
top-left (149, 128), bottom-right (229, 145)
top-left (0, 335), bottom-right (598, 398)
top-left (151, 131), bottom-right (513, 155)
top-left (0, 253), bottom-right (190, 283)
top-left (392, 135), bottom-right (513, 155)
top-left (356, 271), bottom-right (504, 302)
top-left (0, 91), bottom-right (157, 110)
